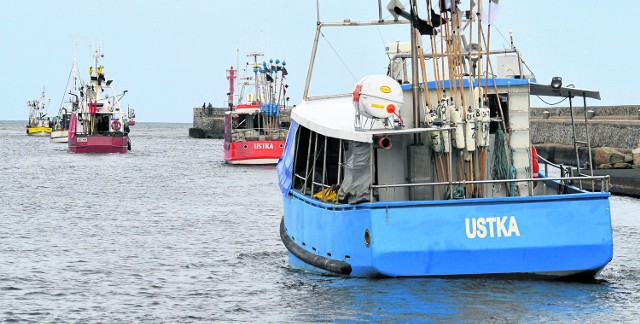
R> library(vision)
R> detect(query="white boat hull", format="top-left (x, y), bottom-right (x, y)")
top-left (50, 130), bottom-right (69, 143)
top-left (227, 158), bottom-right (279, 165)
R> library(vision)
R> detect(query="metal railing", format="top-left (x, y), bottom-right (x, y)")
top-left (231, 128), bottom-right (288, 141)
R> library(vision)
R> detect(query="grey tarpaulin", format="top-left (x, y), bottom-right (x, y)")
top-left (338, 141), bottom-right (372, 204)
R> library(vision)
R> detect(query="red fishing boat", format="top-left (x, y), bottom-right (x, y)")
top-left (68, 47), bottom-right (131, 154)
top-left (223, 52), bottom-right (290, 164)
top-left (126, 106), bottom-right (136, 126)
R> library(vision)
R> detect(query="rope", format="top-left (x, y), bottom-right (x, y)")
top-left (508, 164), bottom-right (517, 196)
top-left (443, 186), bottom-right (465, 200)
top-left (492, 127), bottom-right (509, 181)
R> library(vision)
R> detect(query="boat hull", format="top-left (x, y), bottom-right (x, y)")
top-left (224, 140), bottom-right (284, 165)
top-left (50, 130), bottom-right (69, 143)
top-left (281, 190), bottom-right (613, 279)
top-left (68, 134), bottom-right (129, 153)
top-left (26, 126), bottom-right (52, 136)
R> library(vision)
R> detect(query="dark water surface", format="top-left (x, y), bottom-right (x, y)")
top-left (1, 121), bottom-right (638, 322)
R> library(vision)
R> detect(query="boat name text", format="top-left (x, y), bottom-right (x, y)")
top-left (254, 143), bottom-right (274, 150)
top-left (465, 216), bottom-right (520, 239)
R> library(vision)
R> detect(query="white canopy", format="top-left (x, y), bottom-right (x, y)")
top-left (291, 95), bottom-right (374, 143)
top-left (291, 95), bottom-right (441, 143)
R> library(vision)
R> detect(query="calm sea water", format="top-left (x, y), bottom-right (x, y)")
top-left (1, 120), bottom-right (638, 322)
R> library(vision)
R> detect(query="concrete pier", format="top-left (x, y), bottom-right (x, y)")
top-left (190, 105), bottom-right (292, 139)
top-left (530, 105), bottom-right (640, 197)
top-left (189, 107), bottom-right (226, 139)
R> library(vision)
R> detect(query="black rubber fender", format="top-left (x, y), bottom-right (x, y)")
top-left (279, 217), bottom-right (352, 275)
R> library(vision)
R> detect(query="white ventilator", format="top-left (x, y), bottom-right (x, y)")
top-left (425, 110), bottom-right (441, 152)
top-left (451, 106), bottom-right (465, 149)
top-left (440, 103), bottom-right (452, 153)
top-left (429, 100), bottom-right (449, 153)
top-left (352, 75), bottom-right (403, 130)
top-left (477, 106), bottom-right (490, 147)
top-left (471, 84), bottom-right (489, 148)
top-left (465, 106), bottom-right (476, 152)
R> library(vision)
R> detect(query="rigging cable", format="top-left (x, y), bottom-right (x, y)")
top-left (57, 64), bottom-right (74, 112)
top-left (535, 84), bottom-right (574, 105)
top-left (321, 31), bottom-right (357, 81)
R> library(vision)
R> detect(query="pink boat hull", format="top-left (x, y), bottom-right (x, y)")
top-left (68, 135), bottom-right (129, 154)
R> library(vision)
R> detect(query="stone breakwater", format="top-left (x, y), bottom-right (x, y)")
top-left (530, 105), bottom-right (640, 168)
top-left (189, 107), bottom-right (226, 139)
top-left (530, 105), bottom-right (640, 118)
top-left (535, 144), bottom-right (640, 169)
top-left (189, 106), bottom-right (291, 139)
top-left (530, 105), bottom-right (640, 149)
top-left (535, 144), bottom-right (640, 197)
top-left (531, 105), bottom-right (640, 197)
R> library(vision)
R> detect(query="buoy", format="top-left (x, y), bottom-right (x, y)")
top-left (532, 146), bottom-right (539, 177)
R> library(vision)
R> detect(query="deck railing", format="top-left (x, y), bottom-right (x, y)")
top-left (231, 128), bottom-right (288, 141)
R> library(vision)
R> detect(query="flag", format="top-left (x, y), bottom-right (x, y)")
top-left (431, 8), bottom-right (444, 28)
top-left (481, 0), bottom-right (500, 24)
top-left (440, 0), bottom-right (452, 12)
top-left (415, 16), bottom-right (435, 36)
top-left (69, 113), bottom-right (76, 139)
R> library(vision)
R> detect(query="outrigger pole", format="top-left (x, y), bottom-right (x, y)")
top-left (409, 0), bottom-right (421, 144)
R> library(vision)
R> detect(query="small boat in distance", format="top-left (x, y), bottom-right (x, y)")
top-left (125, 106), bottom-right (136, 126)
top-left (26, 89), bottom-right (52, 136)
top-left (277, 0), bottom-right (612, 281)
top-left (223, 51), bottom-right (290, 164)
top-left (50, 108), bottom-right (72, 143)
top-left (68, 47), bottom-right (131, 153)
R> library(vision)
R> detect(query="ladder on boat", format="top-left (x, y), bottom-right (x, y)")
top-left (567, 91), bottom-right (596, 190)
top-left (568, 92), bottom-right (594, 177)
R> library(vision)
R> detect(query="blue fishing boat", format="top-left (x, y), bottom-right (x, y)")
top-left (277, 0), bottom-right (612, 280)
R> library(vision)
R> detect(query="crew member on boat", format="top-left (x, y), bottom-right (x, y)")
top-left (97, 65), bottom-right (105, 84)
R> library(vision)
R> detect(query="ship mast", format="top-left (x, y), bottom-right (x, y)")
top-left (248, 51), bottom-right (264, 103)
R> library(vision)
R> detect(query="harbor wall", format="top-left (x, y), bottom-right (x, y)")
top-left (530, 105), bottom-right (640, 148)
top-left (530, 105), bottom-right (640, 197)
top-left (529, 105), bottom-right (640, 118)
top-left (190, 106), bottom-right (292, 139)
top-left (189, 107), bottom-right (226, 139)
top-left (530, 120), bottom-right (640, 149)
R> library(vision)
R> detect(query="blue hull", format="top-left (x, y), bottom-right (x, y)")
top-left (281, 190), bottom-right (613, 279)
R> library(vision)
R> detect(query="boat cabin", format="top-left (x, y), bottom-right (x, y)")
top-left (286, 79), bottom-right (608, 204)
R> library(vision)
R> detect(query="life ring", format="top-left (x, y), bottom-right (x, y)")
top-left (112, 119), bottom-right (122, 131)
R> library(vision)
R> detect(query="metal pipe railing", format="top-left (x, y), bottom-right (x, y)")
top-left (370, 175), bottom-right (610, 192)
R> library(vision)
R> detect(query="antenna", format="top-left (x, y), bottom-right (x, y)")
top-left (248, 51), bottom-right (264, 103)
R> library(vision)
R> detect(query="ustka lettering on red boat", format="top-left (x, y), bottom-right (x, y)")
top-left (253, 143), bottom-right (274, 150)
top-left (465, 216), bottom-right (520, 239)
